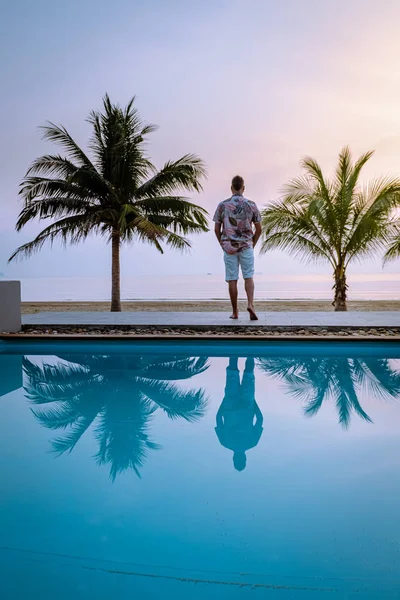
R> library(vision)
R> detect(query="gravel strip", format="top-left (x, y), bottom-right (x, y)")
top-left (1, 326), bottom-right (400, 337)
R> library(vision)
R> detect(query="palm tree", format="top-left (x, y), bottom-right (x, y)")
top-left (261, 147), bottom-right (400, 310)
top-left (257, 355), bottom-right (400, 428)
top-left (23, 353), bottom-right (209, 479)
top-left (9, 95), bottom-right (209, 311)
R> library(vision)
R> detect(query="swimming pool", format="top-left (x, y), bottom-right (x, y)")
top-left (1, 339), bottom-right (400, 599)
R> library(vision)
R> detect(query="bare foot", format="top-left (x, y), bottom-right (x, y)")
top-left (230, 313), bottom-right (239, 320)
top-left (247, 307), bottom-right (258, 321)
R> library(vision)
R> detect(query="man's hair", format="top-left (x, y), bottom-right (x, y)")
top-left (233, 452), bottom-right (247, 472)
top-left (231, 175), bottom-right (244, 191)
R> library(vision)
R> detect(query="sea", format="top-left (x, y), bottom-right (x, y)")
top-left (14, 273), bottom-right (400, 302)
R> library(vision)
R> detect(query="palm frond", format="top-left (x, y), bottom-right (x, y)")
top-left (87, 94), bottom-right (155, 188)
top-left (134, 195), bottom-right (209, 221)
top-left (136, 154), bottom-right (207, 198)
top-left (258, 355), bottom-right (381, 428)
top-left (51, 415), bottom-right (99, 455)
top-left (344, 150), bottom-right (374, 197)
top-left (140, 356), bottom-right (210, 380)
top-left (26, 154), bottom-right (80, 178)
top-left (356, 358), bottom-right (400, 399)
top-left (261, 200), bottom-right (336, 264)
top-left (145, 214), bottom-right (208, 234)
top-left (9, 213), bottom-right (102, 261)
top-left (93, 403), bottom-right (161, 480)
top-left (123, 216), bottom-right (193, 253)
top-left (280, 175), bottom-right (317, 204)
top-left (300, 156), bottom-right (332, 206)
top-left (303, 387), bottom-right (326, 418)
top-left (383, 219), bottom-right (400, 265)
top-left (22, 358), bottom-right (93, 401)
top-left (261, 229), bottom-right (335, 266)
top-left (18, 177), bottom-right (99, 208)
top-left (30, 403), bottom-right (82, 430)
top-left (139, 379), bottom-right (209, 423)
top-left (344, 177), bottom-right (400, 263)
top-left (14, 194), bottom-right (94, 233)
top-left (40, 122), bottom-right (95, 169)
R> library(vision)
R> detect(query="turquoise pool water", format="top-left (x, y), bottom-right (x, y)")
top-left (1, 340), bottom-right (400, 599)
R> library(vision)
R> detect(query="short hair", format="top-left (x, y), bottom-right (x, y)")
top-left (231, 175), bottom-right (244, 191)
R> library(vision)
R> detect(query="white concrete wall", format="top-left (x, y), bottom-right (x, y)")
top-left (0, 280), bottom-right (21, 333)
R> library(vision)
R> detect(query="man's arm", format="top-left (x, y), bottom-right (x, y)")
top-left (254, 401), bottom-right (263, 427)
top-left (214, 222), bottom-right (222, 245)
top-left (253, 222), bottom-right (262, 247)
top-left (216, 404), bottom-right (224, 427)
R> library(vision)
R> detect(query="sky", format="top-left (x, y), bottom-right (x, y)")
top-left (2, 0), bottom-right (400, 280)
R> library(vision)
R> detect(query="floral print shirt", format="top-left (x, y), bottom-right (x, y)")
top-left (213, 195), bottom-right (261, 254)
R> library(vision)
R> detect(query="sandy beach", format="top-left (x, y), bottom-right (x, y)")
top-left (21, 300), bottom-right (400, 314)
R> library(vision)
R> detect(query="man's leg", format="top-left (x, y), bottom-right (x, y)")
top-left (228, 281), bottom-right (239, 319)
top-left (216, 357), bottom-right (240, 429)
top-left (224, 252), bottom-right (240, 318)
top-left (241, 356), bottom-right (256, 409)
top-left (229, 356), bottom-right (239, 371)
top-left (244, 278), bottom-right (258, 320)
top-left (240, 248), bottom-right (258, 320)
top-left (222, 356), bottom-right (241, 407)
top-left (244, 278), bottom-right (255, 309)
top-left (244, 356), bottom-right (255, 373)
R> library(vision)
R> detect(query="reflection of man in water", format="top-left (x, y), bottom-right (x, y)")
top-left (215, 357), bottom-right (263, 471)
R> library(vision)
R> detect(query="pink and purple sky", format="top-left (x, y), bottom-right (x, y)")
top-left (1, 0), bottom-right (400, 279)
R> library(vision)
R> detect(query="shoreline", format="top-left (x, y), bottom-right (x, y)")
top-left (21, 300), bottom-right (400, 314)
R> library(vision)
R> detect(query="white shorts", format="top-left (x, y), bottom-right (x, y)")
top-left (224, 248), bottom-right (254, 281)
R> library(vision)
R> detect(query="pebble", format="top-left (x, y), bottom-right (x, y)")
top-left (6, 326), bottom-right (400, 338)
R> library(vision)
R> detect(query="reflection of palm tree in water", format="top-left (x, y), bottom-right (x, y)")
top-left (23, 354), bottom-right (209, 479)
top-left (257, 356), bottom-right (400, 429)
top-left (215, 357), bottom-right (263, 471)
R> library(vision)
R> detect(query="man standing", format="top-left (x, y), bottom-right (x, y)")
top-left (213, 176), bottom-right (262, 320)
top-left (215, 357), bottom-right (263, 471)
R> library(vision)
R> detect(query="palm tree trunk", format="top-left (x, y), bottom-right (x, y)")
top-left (111, 229), bottom-right (121, 312)
top-left (333, 266), bottom-right (347, 312)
